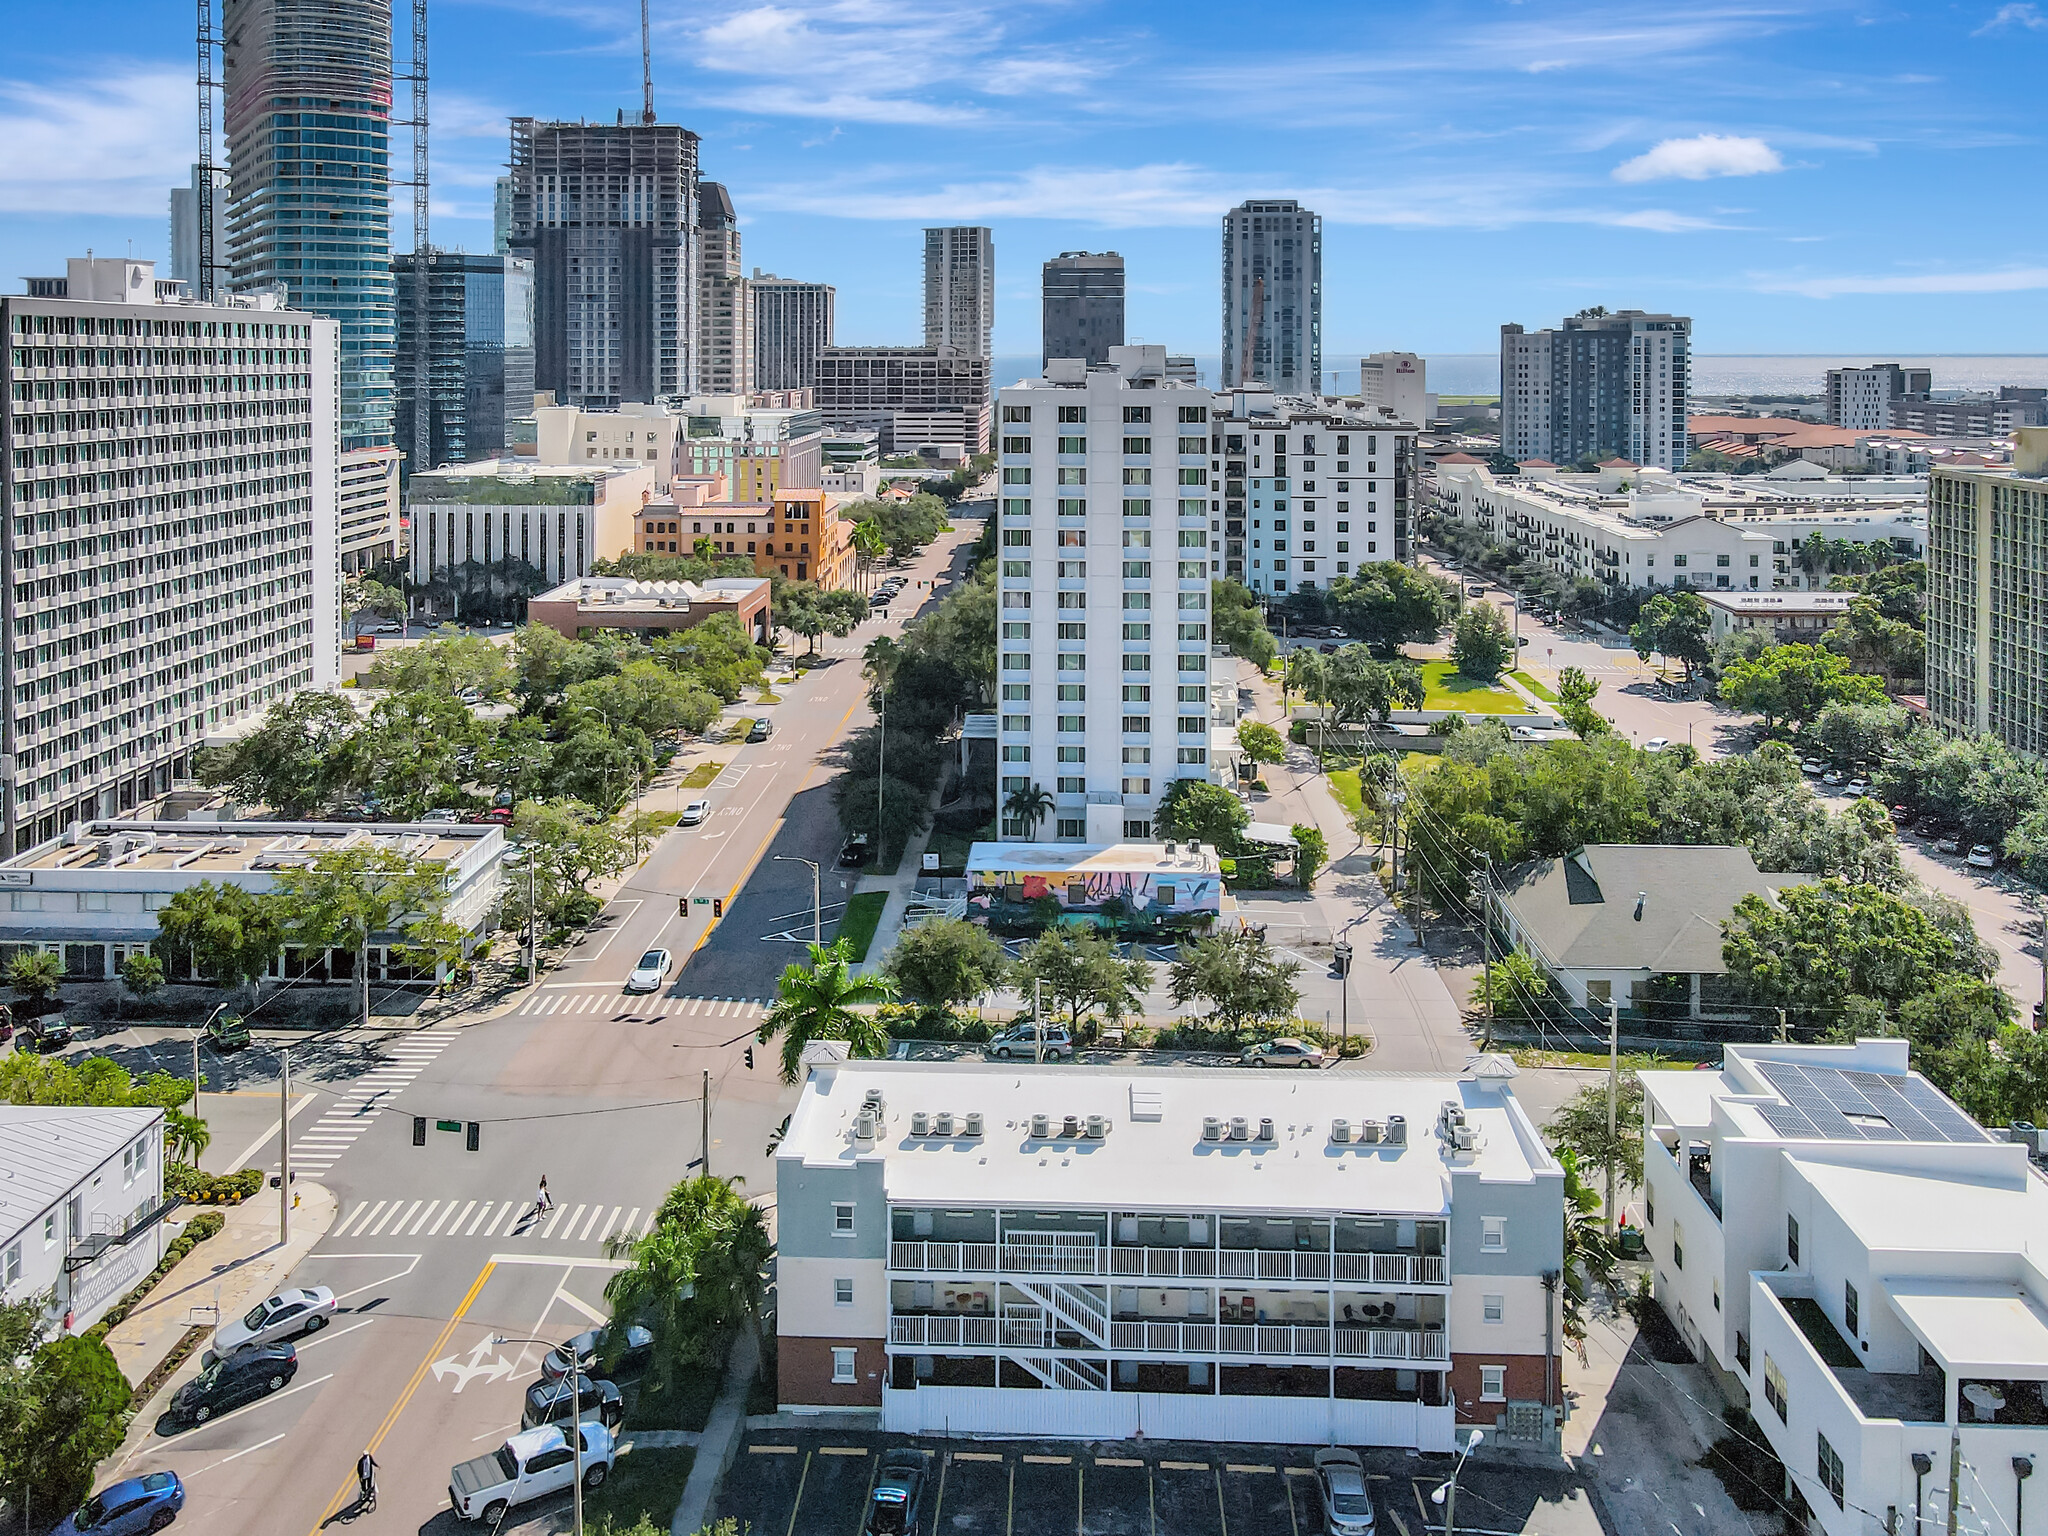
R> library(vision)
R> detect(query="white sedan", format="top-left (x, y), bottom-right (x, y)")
top-left (625, 948), bottom-right (672, 993)
top-left (1642, 738), bottom-right (1671, 754)
top-left (1968, 845), bottom-right (1998, 869)
top-left (210, 1286), bottom-right (336, 1359)
top-left (680, 799), bottom-right (710, 826)
top-left (1241, 1038), bottom-right (1328, 1068)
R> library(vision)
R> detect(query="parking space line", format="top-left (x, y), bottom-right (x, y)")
top-left (819, 1446), bottom-right (868, 1456)
top-left (954, 1452), bottom-right (1004, 1462)
top-left (1215, 1466), bottom-right (1227, 1536)
top-left (1023, 1454), bottom-right (1071, 1464)
top-left (782, 1450), bottom-right (812, 1536)
top-left (1283, 1471), bottom-right (1301, 1536)
top-left (862, 1456), bottom-right (883, 1536)
top-left (1149, 1464), bottom-right (1157, 1536)
top-left (1227, 1464), bottom-right (1275, 1474)
top-left (932, 1450), bottom-right (950, 1535)
top-left (1077, 1463), bottom-right (1084, 1536)
top-left (749, 1444), bottom-right (798, 1454)
top-left (1159, 1460), bottom-right (1208, 1471)
top-left (1096, 1457), bottom-right (1142, 1467)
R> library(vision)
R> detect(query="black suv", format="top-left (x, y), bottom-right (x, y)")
top-left (519, 1372), bottom-right (624, 1432)
top-left (170, 1342), bottom-right (297, 1425)
top-left (864, 1450), bottom-right (928, 1535)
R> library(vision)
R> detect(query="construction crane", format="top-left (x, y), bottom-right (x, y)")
top-left (640, 0), bottom-right (655, 123)
top-left (195, 0), bottom-right (221, 301)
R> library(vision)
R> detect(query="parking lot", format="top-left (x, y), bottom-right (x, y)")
top-left (715, 1430), bottom-right (1603, 1536)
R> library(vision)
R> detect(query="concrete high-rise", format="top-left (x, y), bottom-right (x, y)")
top-left (393, 252), bottom-right (535, 474)
top-left (493, 177), bottom-right (513, 256)
top-left (1359, 352), bottom-right (1431, 426)
top-left (1825, 363), bottom-right (1930, 431)
top-left (1926, 428), bottom-right (2048, 756)
top-left (1499, 309), bottom-right (1691, 470)
top-left (221, 0), bottom-right (395, 453)
top-left (1221, 199), bottom-right (1320, 393)
top-left (1041, 251), bottom-right (1124, 367)
top-left (923, 227), bottom-right (994, 360)
top-left (696, 182), bottom-right (752, 396)
top-left (751, 272), bottom-right (834, 392)
top-left (506, 117), bottom-right (700, 409)
top-left (1, 257), bottom-right (339, 851)
top-left (168, 165), bottom-right (228, 294)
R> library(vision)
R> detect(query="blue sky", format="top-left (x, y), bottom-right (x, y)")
top-left (4, 0), bottom-right (2046, 369)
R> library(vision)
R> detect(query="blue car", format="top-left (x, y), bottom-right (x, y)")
top-left (56, 1471), bottom-right (184, 1535)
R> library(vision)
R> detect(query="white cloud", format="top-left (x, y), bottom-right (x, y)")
top-left (1603, 208), bottom-right (1730, 232)
top-left (1612, 134), bottom-right (1785, 183)
top-left (1753, 266), bottom-right (2048, 297)
top-left (0, 67), bottom-right (194, 217)
top-left (1974, 2), bottom-right (2048, 33)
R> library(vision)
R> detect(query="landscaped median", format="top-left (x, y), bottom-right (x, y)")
top-left (1418, 659), bottom-right (1529, 714)
top-left (835, 891), bottom-right (889, 963)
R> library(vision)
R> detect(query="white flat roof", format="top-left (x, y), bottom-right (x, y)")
top-left (782, 1061), bottom-right (1558, 1216)
top-left (966, 842), bottom-right (1223, 877)
top-left (1788, 1158), bottom-right (2048, 1257)
top-left (1886, 1280), bottom-right (2048, 1377)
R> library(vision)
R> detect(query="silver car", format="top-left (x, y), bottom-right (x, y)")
top-left (210, 1286), bottom-right (335, 1359)
top-left (1313, 1447), bottom-right (1376, 1534)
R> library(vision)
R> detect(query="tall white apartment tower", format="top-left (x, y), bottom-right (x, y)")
top-left (1825, 363), bottom-right (1931, 431)
top-left (995, 348), bottom-right (1221, 844)
top-left (1499, 310), bottom-right (1690, 470)
top-left (1, 257), bottom-right (339, 853)
top-left (1221, 200), bottom-right (1320, 393)
top-left (923, 227), bottom-right (994, 360)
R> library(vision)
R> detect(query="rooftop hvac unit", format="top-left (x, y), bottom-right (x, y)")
top-left (1202, 1117), bottom-right (1224, 1141)
top-left (855, 1109), bottom-right (877, 1143)
top-left (935, 1111), bottom-right (955, 1137)
top-left (1331, 1118), bottom-right (1352, 1143)
top-left (911, 1111), bottom-right (930, 1137)
top-left (1359, 1120), bottom-right (1383, 1144)
top-left (1386, 1115), bottom-right (1407, 1146)
top-left (964, 1112), bottom-right (984, 1138)
top-left (1256, 1118), bottom-right (1275, 1143)
top-left (1229, 1116), bottom-right (1250, 1142)
top-left (1085, 1114), bottom-right (1108, 1138)
top-left (1031, 1113), bottom-right (1051, 1139)
top-left (1062, 1114), bottom-right (1080, 1139)
top-left (863, 1088), bottom-right (886, 1121)
top-left (1452, 1126), bottom-right (1478, 1151)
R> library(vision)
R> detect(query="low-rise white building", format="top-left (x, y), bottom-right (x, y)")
top-left (1697, 590), bottom-right (1855, 644)
top-left (1642, 1041), bottom-right (2048, 1536)
top-left (1431, 460), bottom-right (1924, 595)
top-left (0, 1105), bottom-right (169, 1333)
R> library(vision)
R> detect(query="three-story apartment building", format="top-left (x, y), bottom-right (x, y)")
top-left (777, 1059), bottom-right (1566, 1450)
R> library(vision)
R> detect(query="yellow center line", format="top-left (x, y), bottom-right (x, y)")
top-left (304, 1259), bottom-right (495, 1535)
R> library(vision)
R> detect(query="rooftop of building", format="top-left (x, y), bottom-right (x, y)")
top-left (781, 1060), bottom-right (1559, 1215)
top-left (4, 820), bottom-right (500, 876)
top-left (965, 841), bottom-right (1222, 878)
top-left (406, 460), bottom-right (648, 504)
top-left (534, 576), bottom-right (768, 611)
top-left (1695, 590), bottom-right (1857, 614)
top-left (0, 1106), bottom-right (163, 1241)
top-left (1436, 458), bottom-right (1928, 534)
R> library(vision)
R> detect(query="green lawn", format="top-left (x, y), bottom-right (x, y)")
top-left (584, 1444), bottom-right (696, 1531)
top-left (927, 823), bottom-right (994, 874)
top-left (1515, 670), bottom-right (1559, 703)
top-left (1420, 661), bottom-right (1528, 714)
top-left (625, 1368), bottom-right (721, 1432)
top-left (679, 761), bottom-right (724, 790)
top-left (1327, 769), bottom-right (1364, 823)
top-left (725, 717), bottom-right (756, 742)
top-left (836, 891), bottom-right (889, 961)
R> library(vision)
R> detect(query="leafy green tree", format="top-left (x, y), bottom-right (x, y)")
top-left (603, 1175), bottom-right (770, 1394)
top-left (1210, 580), bottom-right (1278, 672)
top-left (8, 950), bottom-right (64, 1012)
top-left (1719, 644), bottom-right (1887, 733)
top-left (883, 917), bottom-right (1011, 1012)
top-left (1326, 562), bottom-right (1457, 655)
top-left (1166, 930), bottom-right (1301, 1034)
top-left (1556, 1148), bottom-right (1618, 1351)
top-left (834, 766), bottom-right (933, 855)
top-left (1155, 779), bottom-right (1250, 853)
top-left (1628, 591), bottom-right (1713, 680)
top-left (1812, 700), bottom-right (1912, 768)
top-left (1544, 1072), bottom-right (1646, 1201)
top-left (152, 883), bottom-right (284, 996)
top-left (1474, 948), bottom-right (1558, 1027)
top-left (1236, 719), bottom-right (1286, 767)
top-left (476, 714), bottom-right (557, 806)
top-left (0, 1052), bottom-right (192, 1110)
top-left (550, 722), bottom-right (657, 814)
top-left (1290, 824), bottom-right (1327, 888)
top-left (271, 847), bottom-right (463, 1028)
top-left (18, 1335), bottom-right (132, 1516)
top-left (902, 568), bottom-right (997, 704)
top-left (1450, 602), bottom-right (1513, 682)
top-left (1020, 928), bottom-right (1153, 1032)
top-left (165, 1108), bottom-right (211, 1165)
top-left (201, 691), bottom-right (362, 816)
top-left (118, 953), bottom-right (165, 1018)
top-left (1324, 648), bottom-right (1425, 727)
top-left (364, 626), bottom-right (516, 699)
top-left (510, 799), bottom-right (633, 926)
top-left (650, 613), bottom-right (768, 703)
top-left (757, 940), bottom-right (897, 1082)
top-left (0, 1295), bottom-right (45, 1506)
top-left (345, 689), bottom-right (489, 817)
top-left (564, 659), bottom-right (720, 745)
top-left (1557, 666), bottom-right (1600, 710)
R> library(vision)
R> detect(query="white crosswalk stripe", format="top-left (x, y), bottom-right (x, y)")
top-left (326, 1195), bottom-right (657, 1245)
top-left (508, 992), bottom-right (769, 1020)
top-left (272, 1028), bottom-right (464, 1176)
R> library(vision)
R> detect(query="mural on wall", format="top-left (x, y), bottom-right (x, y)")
top-left (966, 867), bottom-right (1219, 917)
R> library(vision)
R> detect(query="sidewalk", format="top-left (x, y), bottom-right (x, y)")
top-left (849, 781), bottom-right (946, 979)
top-left (670, 1330), bottom-right (760, 1536)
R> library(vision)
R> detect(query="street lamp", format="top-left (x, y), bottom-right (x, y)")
top-left (505, 846), bottom-right (539, 983)
top-left (1429, 1429), bottom-right (1484, 1536)
top-left (774, 855), bottom-right (822, 945)
top-left (1333, 941), bottom-right (1352, 1056)
top-left (493, 1335), bottom-right (588, 1536)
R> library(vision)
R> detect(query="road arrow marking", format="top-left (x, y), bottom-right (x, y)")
top-left (430, 1334), bottom-right (513, 1392)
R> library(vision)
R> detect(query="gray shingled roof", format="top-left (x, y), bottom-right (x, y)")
top-left (1497, 844), bottom-right (1813, 975)
top-left (0, 1105), bottom-right (163, 1246)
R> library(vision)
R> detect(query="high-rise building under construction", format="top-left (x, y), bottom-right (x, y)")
top-left (1221, 198), bottom-right (1320, 393)
top-left (221, 0), bottom-right (396, 451)
top-left (506, 117), bottom-right (701, 409)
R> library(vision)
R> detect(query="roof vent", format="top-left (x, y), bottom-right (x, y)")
top-left (1359, 1119), bottom-right (1383, 1144)
top-left (1085, 1114), bottom-right (1108, 1138)
top-left (1062, 1113), bottom-right (1080, 1139)
top-left (964, 1112), bottom-right (984, 1138)
top-left (1229, 1116), bottom-right (1250, 1142)
top-left (1257, 1117), bottom-right (1275, 1143)
top-left (911, 1111), bottom-right (930, 1137)
top-left (1386, 1114), bottom-right (1407, 1146)
top-left (935, 1111), bottom-right (955, 1137)
top-left (1202, 1116), bottom-right (1224, 1141)
top-left (1031, 1113), bottom-right (1050, 1139)
top-left (1331, 1118), bottom-right (1352, 1143)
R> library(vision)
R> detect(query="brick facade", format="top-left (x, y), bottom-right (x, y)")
top-left (778, 1335), bottom-right (886, 1409)
top-left (1447, 1351), bottom-right (1555, 1422)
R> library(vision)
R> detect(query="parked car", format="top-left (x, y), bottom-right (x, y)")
top-left (985, 1023), bottom-right (1074, 1061)
top-left (518, 1372), bottom-right (624, 1433)
top-left (747, 719), bottom-right (773, 743)
top-left (1936, 834), bottom-right (1962, 855)
top-left (54, 1472), bottom-right (185, 1536)
top-left (449, 1424), bottom-right (614, 1524)
top-left (838, 833), bottom-right (871, 868)
top-left (204, 1013), bottom-right (249, 1052)
top-left (169, 1342), bottom-right (297, 1425)
top-left (1968, 844), bottom-right (1998, 869)
top-left (1466, 585), bottom-right (1486, 597)
top-left (420, 807), bottom-right (462, 824)
top-left (209, 1287), bottom-right (336, 1360)
top-left (1241, 1038), bottom-right (1327, 1069)
top-left (1821, 768), bottom-right (1846, 786)
top-left (539, 1324), bottom-right (655, 1387)
top-left (1846, 778), bottom-right (1869, 798)
top-left (1642, 738), bottom-right (1671, 754)
top-left (681, 799), bottom-right (711, 826)
top-left (16, 1014), bottom-right (75, 1053)
top-left (864, 1449), bottom-right (930, 1535)
top-left (1890, 803), bottom-right (1916, 826)
top-left (625, 948), bottom-right (672, 994)
top-left (1313, 1447), bottom-right (1376, 1535)
top-left (1801, 758), bottom-right (1826, 776)
top-left (371, 622), bottom-right (404, 635)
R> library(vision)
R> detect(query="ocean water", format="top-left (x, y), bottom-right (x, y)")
top-left (996, 353), bottom-right (2048, 398)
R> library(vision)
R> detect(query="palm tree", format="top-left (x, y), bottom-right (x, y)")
top-left (165, 1110), bottom-right (211, 1166)
top-left (1003, 782), bottom-right (1054, 840)
top-left (7, 950), bottom-right (63, 1014)
top-left (647, 1175), bottom-right (772, 1339)
top-left (603, 1174), bottom-right (771, 1392)
top-left (756, 939), bottom-right (897, 1083)
top-left (852, 519), bottom-right (887, 593)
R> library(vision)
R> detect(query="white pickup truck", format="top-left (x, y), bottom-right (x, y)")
top-left (449, 1422), bottom-right (614, 1523)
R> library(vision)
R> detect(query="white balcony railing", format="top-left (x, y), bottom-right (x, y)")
top-left (889, 1313), bottom-right (999, 1348)
top-left (891, 1240), bottom-right (1446, 1286)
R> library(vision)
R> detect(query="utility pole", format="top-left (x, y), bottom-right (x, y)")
top-left (1475, 857), bottom-right (1494, 1051)
top-left (775, 856), bottom-right (821, 944)
top-left (279, 1046), bottom-right (292, 1243)
top-left (1606, 998), bottom-right (1620, 1238)
top-left (701, 1069), bottom-right (711, 1178)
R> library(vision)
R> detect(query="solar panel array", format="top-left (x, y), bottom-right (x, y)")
top-left (1752, 1062), bottom-right (1987, 1145)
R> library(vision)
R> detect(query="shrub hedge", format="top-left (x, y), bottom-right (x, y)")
top-left (165, 1164), bottom-right (265, 1204)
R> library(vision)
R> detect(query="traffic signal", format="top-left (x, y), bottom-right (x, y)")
top-left (466, 1120), bottom-right (481, 1152)
top-left (712, 897), bottom-right (724, 919)
top-left (744, 1046), bottom-right (755, 1070)
top-left (678, 896), bottom-right (688, 918)
top-left (412, 1115), bottom-right (427, 1146)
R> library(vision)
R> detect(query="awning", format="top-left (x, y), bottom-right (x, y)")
top-left (1887, 1279), bottom-right (2048, 1376)
top-left (1241, 821), bottom-right (1300, 847)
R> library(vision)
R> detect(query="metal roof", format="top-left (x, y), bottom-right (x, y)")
top-left (0, 1106), bottom-right (162, 1244)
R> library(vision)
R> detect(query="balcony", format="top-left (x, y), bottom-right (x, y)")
top-left (890, 1313), bottom-right (999, 1348)
top-left (892, 1240), bottom-right (999, 1272)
